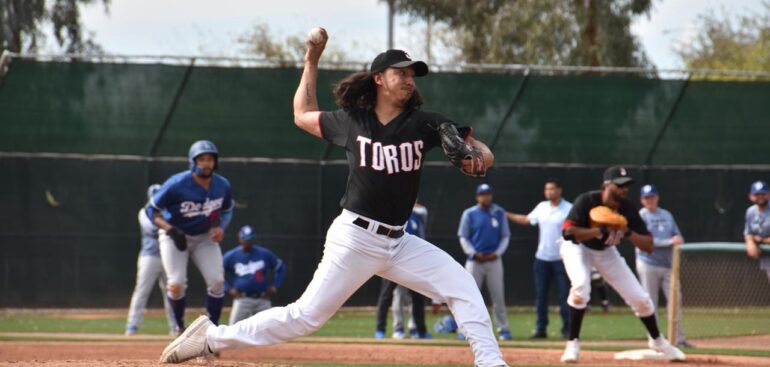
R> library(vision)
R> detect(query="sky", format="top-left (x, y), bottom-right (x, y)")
top-left (74, 0), bottom-right (766, 69)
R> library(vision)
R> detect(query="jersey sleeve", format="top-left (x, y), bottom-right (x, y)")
top-left (500, 209), bottom-right (511, 238)
top-left (669, 211), bottom-right (683, 237)
top-left (527, 203), bottom-right (542, 225)
top-left (150, 178), bottom-right (175, 210)
top-left (319, 109), bottom-right (351, 147)
top-left (458, 210), bottom-right (472, 239)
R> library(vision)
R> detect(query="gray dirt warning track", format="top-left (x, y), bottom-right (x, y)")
top-left (2, 341), bottom-right (770, 367)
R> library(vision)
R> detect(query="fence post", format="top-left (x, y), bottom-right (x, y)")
top-left (148, 57), bottom-right (197, 157)
top-left (642, 73), bottom-right (691, 166)
top-left (489, 68), bottom-right (530, 150)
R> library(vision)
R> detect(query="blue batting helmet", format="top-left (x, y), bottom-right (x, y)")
top-left (239, 225), bottom-right (256, 241)
top-left (146, 183), bottom-right (162, 202)
top-left (188, 140), bottom-right (219, 174)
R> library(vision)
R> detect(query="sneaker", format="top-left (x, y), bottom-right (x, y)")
top-left (392, 328), bottom-right (406, 339)
top-left (530, 330), bottom-right (547, 339)
top-left (374, 330), bottom-right (385, 339)
top-left (457, 332), bottom-right (466, 340)
top-left (409, 327), bottom-right (419, 338)
top-left (159, 315), bottom-right (214, 363)
top-left (125, 326), bottom-right (137, 336)
top-left (649, 336), bottom-right (686, 361)
top-left (560, 339), bottom-right (580, 363)
top-left (498, 329), bottom-right (513, 341)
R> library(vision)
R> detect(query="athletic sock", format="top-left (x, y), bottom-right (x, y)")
top-left (639, 314), bottom-right (661, 339)
top-left (206, 295), bottom-right (225, 325)
top-left (169, 296), bottom-right (186, 330)
top-left (568, 306), bottom-right (585, 340)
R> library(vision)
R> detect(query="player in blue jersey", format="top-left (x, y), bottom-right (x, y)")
top-left (125, 184), bottom-right (177, 336)
top-left (148, 140), bottom-right (234, 331)
top-left (744, 181), bottom-right (770, 282)
top-left (224, 225), bottom-right (286, 325)
top-left (458, 184), bottom-right (512, 341)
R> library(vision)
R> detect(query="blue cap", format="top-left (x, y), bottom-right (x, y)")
top-left (238, 225), bottom-right (256, 241)
top-left (640, 184), bottom-right (658, 198)
top-left (476, 183), bottom-right (493, 195)
top-left (750, 181), bottom-right (769, 195)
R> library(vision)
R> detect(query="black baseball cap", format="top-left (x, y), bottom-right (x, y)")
top-left (603, 165), bottom-right (634, 185)
top-left (370, 49), bottom-right (429, 77)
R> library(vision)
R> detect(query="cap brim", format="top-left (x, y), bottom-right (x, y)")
top-left (612, 177), bottom-right (635, 185)
top-left (391, 60), bottom-right (429, 77)
top-left (641, 192), bottom-right (657, 198)
top-left (751, 190), bottom-right (770, 195)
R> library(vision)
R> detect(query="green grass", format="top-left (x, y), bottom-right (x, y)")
top-left (1, 307), bottom-right (768, 342)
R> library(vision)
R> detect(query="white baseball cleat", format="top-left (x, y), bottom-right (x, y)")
top-left (649, 336), bottom-right (686, 361)
top-left (159, 315), bottom-right (214, 363)
top-left (560, 339), bottom-right (580, 363)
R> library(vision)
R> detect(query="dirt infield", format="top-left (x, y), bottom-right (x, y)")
top-left (2, 341), bottom-right (770, 367)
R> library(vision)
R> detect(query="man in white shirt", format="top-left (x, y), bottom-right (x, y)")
top-left (507, 178), bottom-right (572, 339)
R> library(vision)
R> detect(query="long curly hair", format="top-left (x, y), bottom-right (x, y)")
top-left (332, 71), bottom-right (424, 114)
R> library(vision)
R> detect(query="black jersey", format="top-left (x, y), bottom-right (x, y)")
top-left (319, 108), bottom-right (468, 226)
top-left (563, 190), bottom-right (650, 250)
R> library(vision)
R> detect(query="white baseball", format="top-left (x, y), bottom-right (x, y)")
top-left (308, 27), bottom-right (325, 44)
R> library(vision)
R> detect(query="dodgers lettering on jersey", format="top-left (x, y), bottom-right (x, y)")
top-left (223, 245), bottom-right (286, 296)
top-left (637, 207), bottom-right (682, 268)
top-left (744, 204), bottom-right (770, 238)
top-left (137, 207), bottom-right (160, 257)
top-left (150, 171), bottom-right (234, 236)
top-left (406, 206), bottom-right (428, 239)
top-left (319, 109), bottom-right (469, 226)
top-left (458, 204), bottom-right (511, 255)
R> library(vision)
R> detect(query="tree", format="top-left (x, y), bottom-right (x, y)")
top-left (675, 3), bottom-right (770, 74)
top-left (392, 0), bottom-right (653, 67)
top-left (236, 22), bottom-right (351, 65)
top-left (0, 0), bottom-right (109, 54)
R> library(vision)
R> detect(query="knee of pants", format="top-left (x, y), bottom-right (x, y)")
top-left (629, 295), bottom-right (655, 317)
top-left (292, 302), bottom-right (334, 333)
top-left (207, 279), bottom-right (225, 298)
top-left (167, 282), bottom-right (187, 299)
top-left (567, 283), bottom-right (590, 309)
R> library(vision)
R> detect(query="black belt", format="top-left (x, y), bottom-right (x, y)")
top-left (353, 217), bottom-right (404, 238)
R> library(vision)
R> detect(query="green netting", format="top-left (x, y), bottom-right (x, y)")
top-left (494, 75), bottom-right (685, 163)
top-left (0, 60), bottom-right (186, 154)
top-left (652, 81), bottom-right (770, 165)
top-left (3, 60), bottom-right (770, 164)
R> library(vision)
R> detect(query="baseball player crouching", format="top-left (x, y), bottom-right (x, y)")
top-left (224, 225), bottom-right (286, 325)
top-left (149, 140), bottom-right (234, 332)
top-left (559, 166), bottom-right (684, 363)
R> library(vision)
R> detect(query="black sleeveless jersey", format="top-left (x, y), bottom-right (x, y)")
top-left (319, 108), bottom-right (468, 226)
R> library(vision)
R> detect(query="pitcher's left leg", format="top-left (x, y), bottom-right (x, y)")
top-left (379, 234), bottom-right (507, 367)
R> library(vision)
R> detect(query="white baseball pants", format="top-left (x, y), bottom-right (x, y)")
top-left (560, 241), bottom-right (655, 317)
top-left (159, 231), bottom-right (225, 299)
top-left (206, 209), bottom-right (508, 367)
top-left (125, 254), bottom-right (177, 333)
top-left (635, 260), bottom-right (686, 342)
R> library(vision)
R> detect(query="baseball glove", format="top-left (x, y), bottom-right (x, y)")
top-left (167, 227), bottom-right (187, 251)
top-left (589, 206), bottom-right (628, 230)
top-left (437, 122), bottom-right (485, 177)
